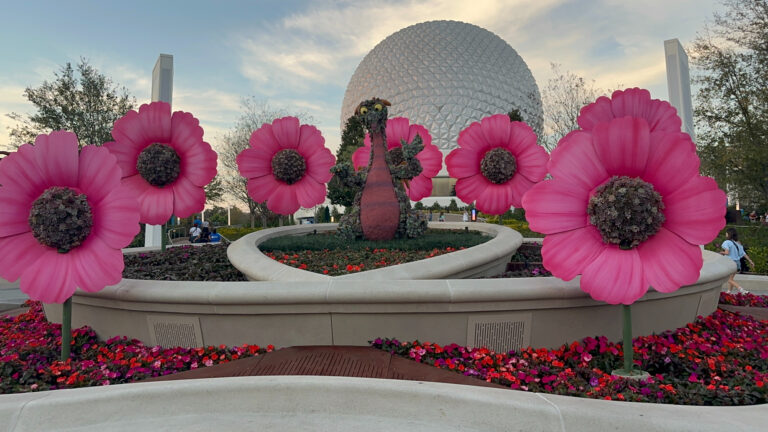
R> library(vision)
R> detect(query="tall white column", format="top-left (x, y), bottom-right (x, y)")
top-left (144, 54), bottom-right (174, 248)
top-left (664, 39), bottom-right (695, 141)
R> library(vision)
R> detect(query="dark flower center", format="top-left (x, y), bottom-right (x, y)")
top-left (271, 149), bottom-right (306, 185)
top-left (480, 148), bottom-right (517, 184)
top-left (389, 147), bottom-right (405, 166)
top-left (28, 186), bottom-right (93, 253)
top-left (136, 143), bottom-right (181, 187)
top-left (587, 176), bottom-right (665, 250)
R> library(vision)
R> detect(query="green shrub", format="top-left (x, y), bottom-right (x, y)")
top-left (748, 246), bottom-right (768, 274)
top-left (217, 227), bottom-right (262, 241)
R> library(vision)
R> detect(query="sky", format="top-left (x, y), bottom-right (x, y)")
top-left (0, 0), bottom-right (723, 156)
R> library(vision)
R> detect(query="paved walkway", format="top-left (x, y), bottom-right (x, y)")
top-left (146, 345), bottom-right (506, 390)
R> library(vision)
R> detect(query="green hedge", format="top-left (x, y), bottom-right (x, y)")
top-left (217, 227), bottom-right (262, 242)
top-left (708, 224), bottom-right (768, 274)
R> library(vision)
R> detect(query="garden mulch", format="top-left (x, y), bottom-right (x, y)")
top-left (145, 345), bottom-right (506, 390)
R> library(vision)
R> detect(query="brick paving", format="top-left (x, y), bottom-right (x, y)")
top-left (146, 345), bottom-right (507, 389)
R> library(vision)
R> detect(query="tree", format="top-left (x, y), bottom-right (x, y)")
top-left (540, 63), bottom-right (614, 151)
top-left (217, 98), bottom-right (314, 228)
top-left (691, 0), bottom-right (768, 209)
top-left (204, 174), bottom-right (225, 205)
top-left (327, 115), bottom-right (366, 208)
top-left (7, 59), bottom-right (135, 148)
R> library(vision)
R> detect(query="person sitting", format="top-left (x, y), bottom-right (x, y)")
top-left (209, 228), bottom-right (221, 243)
top-left (200, 226), bottom-right (211, 243)
top-left (189, 223), bottom-right (202, 243)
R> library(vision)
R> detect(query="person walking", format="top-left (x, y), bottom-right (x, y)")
top-left (721, 227), bottom-right (754, 294)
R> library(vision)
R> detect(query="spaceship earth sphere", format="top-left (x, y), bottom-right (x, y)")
top-left (341, 20), bottom-right (544, 176)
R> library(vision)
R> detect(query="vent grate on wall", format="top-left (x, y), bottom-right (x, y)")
top-left (146, 315), bottom-right (204, 348)
top-left (467, 313), bottom-right (532, 353)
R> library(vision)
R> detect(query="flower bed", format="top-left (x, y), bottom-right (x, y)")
top-left (371, 308), bottom-right (768, 406)
top-left (0, 302), bottom-right (269, 393)
top-left (263, 247), bottom-right (464, 276)
top-left (123, 244), bottom-right (247, 281)
top-left (720, 292), bottom-right (768, 308)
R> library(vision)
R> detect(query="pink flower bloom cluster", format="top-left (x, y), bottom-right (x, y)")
top-left (0, 302), bottom-right (272, 393)
top-left (372, 308), bottom-right (768, 405)
top-left (523, 88), bottom-right (726, 305)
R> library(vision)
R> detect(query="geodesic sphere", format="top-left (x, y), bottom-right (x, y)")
top-left (341, 20), bottom-right (543, 175)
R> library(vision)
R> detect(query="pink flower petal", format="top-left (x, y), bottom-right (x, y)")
top-left (549, 131), bottom-right (608, 191)
top-left (522, 180), bottom-right (590, 235)
top-left (638, 228), bottom-right (703, 293)
top-left (641, 132), bottom-right (699, 197)
top-left (454, 174), bottom-right (488, 205)
top-left (179, 141), bottom-right (217, 187)
top-left (480, 114), bottom-right (511, 147)
top-left (610, 88), bottom-right (682, 133)
top-left (506, 173), bottom-right (536, 208)
top-left (297, 124), bottom-right (325, 159)
top-left (581, 247), bottom-right (647, 305)
top-left (352, 146), bottom-right (371, 171)
top-left (294, 176), bottom-right (327, 208)
top-left (266, 183), bottom-right (300, 215)
top-left (111, 102), bottom-right (171, 149)
top-left (0, 186), bottom-right (33, 237)
top-left (445, 147), bottom-right (481, 179)
top-left (304, 147), bottom-right (335, 184)
top-left (386, 118), bottom-right (411, 149)
top-left (404, 175), bottom-right (433, 201)
top-left (271, 117), bottom-right (301, 149)
top-left (0, 144), bottom-right (47, 201)
top-left (103, 140), bottom-right (140, 177)
top-left (169, 111), bottom-right (204, 154)
top-left (247, 175), bottom-right (278, 203)
top-left (456, 120), bottom-right (491, 153)
top-left (34, 131), bottom-right (79, 187)
top-left (123, 175), bottom-right (174, 225)
top-left (77, 146), bottom-right (121, 205)
top-left (71, 236), bottom-right (124, 293)
top-left (172, 176), bottom-right (206, 218)
top-left (415, 139), bottom-right (442, 177)
top-left (91, 185), bottom-right (141, 249)
top-left (475, 183), bottom-right (514, 215)
top-left (508, 127), bottom-right (548, 183)
top-left (577, 95), bottom-right (614, 131)
top-left (663, 176), bottom-right (727, 245)
top-left (20, 247), bottom-right (76, 303)
top-left (249, 124), bottom-right (281, 156)
top-left (0, 232), bottom-right (45, 282)
top-left (541, 226), bottom-right (606, 281)
top-left (237, 147), bottom-right (273, 179)
top-left (592, 117), bottom-right (650, 177)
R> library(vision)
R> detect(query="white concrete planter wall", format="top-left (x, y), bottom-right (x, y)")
top-left (1, 376), bottom-right (764, 431)
top-left (226, 222), bottom-right (522, 281)
top-left (43, 250), bottom-right (732, 353)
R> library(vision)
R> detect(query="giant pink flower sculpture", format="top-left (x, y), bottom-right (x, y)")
top-left (0, 132), bottom-right (140, 303)
top-left (351, 117), bottom-right (442, 201)
top-left (578, 87), bottom-right (682, 133)
top-left (104, 102), bottom-right (217, 225)
top-left (522, 115), bottom-right (726, 305)
top-left (237, 116), bottom-right (335, 214)
top-left (446, 114), bottom-right (548, 215)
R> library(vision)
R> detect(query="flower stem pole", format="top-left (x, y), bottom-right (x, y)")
top-left (622, 304), bottom-right (633, 372)
top-left (60, 296), bottom-right (72, 361)
top-left (161, 222), bottom-right (167, 252)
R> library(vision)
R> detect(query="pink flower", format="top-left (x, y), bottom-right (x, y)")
top-left (351, 117), bottom-right (442, 201)
top-left (523, 113), bottom-right (726, 305)
top-left (446, 114), bottom-right (548, 214)
top-left (104, 101), bottom-right (217, 225)
top-left (578, 88), bottom-right (682, 133)
top-left (237, 116), bottom-right (335, 214)
top-left (0, 131), bottom-right (140, 303)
